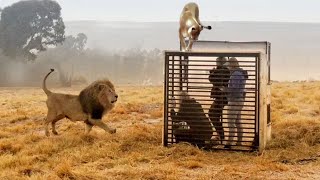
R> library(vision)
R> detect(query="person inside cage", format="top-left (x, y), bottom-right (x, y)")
top-left (208, 57), bottom-right (230, 144)
top-left (170, 91), bottom-right (213, 148)
top-left (223, 57), bottom-right (248, 148)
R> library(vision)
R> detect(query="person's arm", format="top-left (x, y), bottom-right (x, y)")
top-left (208, 68), bottom-right (214, 83)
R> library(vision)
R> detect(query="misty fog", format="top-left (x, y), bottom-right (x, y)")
top-left (65, 21), bottom-right (320, 82)
top-left (1, 21), bottom-right (320, 86)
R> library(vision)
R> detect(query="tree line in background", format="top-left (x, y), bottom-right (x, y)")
top-left (0, 0), bottom-right (163, 86)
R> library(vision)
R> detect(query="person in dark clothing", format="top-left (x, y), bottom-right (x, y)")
top-left (170, 91), bottom-right (213, 148)
top-left (208, 57), bottom-right (230, 144)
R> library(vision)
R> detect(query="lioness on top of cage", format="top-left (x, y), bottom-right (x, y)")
top-left (179, 2), bottom-right (212, 51)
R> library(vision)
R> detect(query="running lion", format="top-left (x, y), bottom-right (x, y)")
top-left (42, 69), bottom-right (118, 136)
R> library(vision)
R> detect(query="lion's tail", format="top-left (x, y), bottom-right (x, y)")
top-left (42, 69), bottom-right (54, 95)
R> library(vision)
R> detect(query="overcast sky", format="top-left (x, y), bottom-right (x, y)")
top-left (1, 0), bottom-right (320, 22)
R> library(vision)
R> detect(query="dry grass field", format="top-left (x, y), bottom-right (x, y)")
top-left (0, 82), bottom-right (320, 179)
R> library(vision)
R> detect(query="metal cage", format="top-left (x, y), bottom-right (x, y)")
top-left (163, 51), bottom-right (265, 151)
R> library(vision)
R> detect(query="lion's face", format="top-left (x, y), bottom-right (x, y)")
top-left (188, 26), bottom-right (202, 40)
top-left (97, 84), bottom-right (118, 107)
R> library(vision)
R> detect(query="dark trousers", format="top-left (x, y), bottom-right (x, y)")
top-left (208, 98), bottom-right (227, 143)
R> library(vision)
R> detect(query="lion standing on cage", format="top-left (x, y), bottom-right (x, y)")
top-left (179, 2), bottom-right (212, 51)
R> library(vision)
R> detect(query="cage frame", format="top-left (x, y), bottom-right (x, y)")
top-left (163, 41), bottom-right (271, 152)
